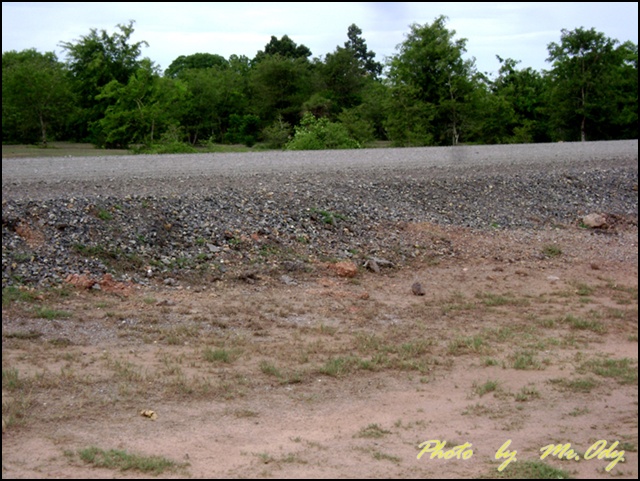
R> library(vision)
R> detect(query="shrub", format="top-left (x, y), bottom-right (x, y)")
top-left (262, 115), bottom-right (292, 149)
top-left (285, 113), bottom-right (360, 150)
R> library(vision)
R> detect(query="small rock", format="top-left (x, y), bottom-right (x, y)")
top-left (412, 282), bottom-right (426, 296)
top-left (365, 258), bottom-right (380, 273)
top-left (163, 278), bottom-right (177, 286)
top-left (280, 275), bottom-right (297, 286)
top-left (207, 243), bottom-right (221, 253)
top-left (582, 213), bottom-right (607, 228)
top-left (156, 299), bottom-right (176, 306)
top-left (331, 261), bottom-right (358, 278)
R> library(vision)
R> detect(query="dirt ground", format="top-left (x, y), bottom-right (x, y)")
top-left (2, 221), bottom-right (638, 479)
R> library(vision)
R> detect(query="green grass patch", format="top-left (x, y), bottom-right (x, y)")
top-left (476, 292), bottom-right (529, 307)
top-left (34, 307), bottom-right (71, 319)
top-left (203, 348), bottom-right (234, 364)
top-left (2, 286), bottom-right (38, 306)
top-left (561, 314), bottom-right (606, 333)
top-left (77, 446), bottom-right (187, 476)
top-left (318, 356), bottom-right (357, 377)
top-left (310, 208), bottom-right (347, 225)
top-left (548, 377), bottom-right (599, 393)
top-left (572, 282), bottom-right (595, 297)
top-left (579, 357), bottom-right (637, 385)
top-left (95, 208), bottom-right (113, 221)
top-left (447, 335), bottom-right (485, 355)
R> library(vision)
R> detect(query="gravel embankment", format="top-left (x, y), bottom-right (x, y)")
top-left (2, 140), bottom-right (638, 287)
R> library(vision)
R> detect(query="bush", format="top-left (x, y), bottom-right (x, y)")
top-left (285, 113), bottom-right (360, 151)
top-left (262, 115), bottom-right (292, 149)
top-left (129, 125), bottom-right (197, 154)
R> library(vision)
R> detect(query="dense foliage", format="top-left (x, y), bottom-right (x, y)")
top-left (3, 17), bottom-right (637, 149)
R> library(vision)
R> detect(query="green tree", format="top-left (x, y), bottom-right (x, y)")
top-left (164, 53), bottom-right (228, 78)
top-left (2, 49), bottom-right (75, 144)
top-left (180, 61), bottom-right (250, 144)
top-left (344, 24), bottom-right (383, 79)
top-left (96, 60), bottom-right (187, 147)
top-left (386, 16), bottom-right (477, 145)
top-left (612, 41), bottom-right (638, 139)
top-left (471, 57), bottom-right (549, 144)
top-left (60, 20), bottom-right (149, 143)
top-left (320, 46), bottom-right (366, 114)
top-left (253, 35), bottom-right (312, 64)
top-left (250, 55), bottom-right (313, 126)
top-left (546, 27), bottom-right (635, 141)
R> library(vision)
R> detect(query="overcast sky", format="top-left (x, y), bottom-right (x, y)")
top-left (2, 2), bottom-right (638, 76)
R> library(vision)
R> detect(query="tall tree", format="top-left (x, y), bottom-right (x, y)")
top-left (344, 24), bottom-right (383, 79)
top-left (60, 20), bottom-right (149, 143)
top-left (250, 55), bottom-right (313, 126)
top-left (2, 49), bottom-right (74, 144)
top-left (474, 56), bottom-right (549, 144)
top-left (320, 46), bottom-right (366, 114)
top-left (386, 16), bottom-right (477, 145)
top-left (546, 27), bottom-right (629, 141)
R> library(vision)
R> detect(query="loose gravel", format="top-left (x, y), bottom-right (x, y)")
top-left (2, 140), bottom-right (637, 287)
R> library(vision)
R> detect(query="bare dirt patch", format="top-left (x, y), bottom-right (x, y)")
top-left (2, 223), bottom-right (638, 479)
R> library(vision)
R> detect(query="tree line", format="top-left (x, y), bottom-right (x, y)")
top-left (2, 17), bottom-right (637, 151)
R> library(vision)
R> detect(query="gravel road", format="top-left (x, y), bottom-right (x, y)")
top-left (2, 140), bottom-right (638, 201)
top-left (2, 140), bottom-right (638, 287)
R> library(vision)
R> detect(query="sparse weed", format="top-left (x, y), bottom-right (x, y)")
top-left (568, 407), bottom-right (590, 417)
top-left (355, 423), bottom-right (391, 439)
top-left (448, 336), bottom-right (485, 355)
top-left (511, 351), bottom-right (542, 370)
top-left (492, 460), bottom-right (571, 478)
top-left (473, 379), bottom-right (499, 397)
top-left (318, 356), bottom-right (357, 377)
top-left (515, 385), bottom-right (540, 402)
top-left (542, 245), bottom-right (562, 258)
top-left (203, 348), bottom-right (233, 364)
